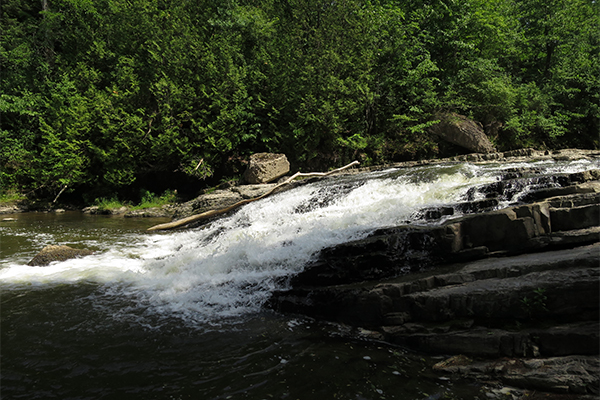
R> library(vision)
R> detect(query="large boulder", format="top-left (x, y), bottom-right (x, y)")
top-left (429, 113), bottom-right (496, 154)
top-left (28, 245), bottom-right (93, 266)
top-left (243, 153), bottom-right (290, 184)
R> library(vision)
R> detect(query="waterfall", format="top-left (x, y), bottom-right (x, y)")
top-left (1, 158), bottom-right (596, 326)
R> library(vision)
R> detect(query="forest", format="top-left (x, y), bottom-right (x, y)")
top-left (1, 0), bottom-right (598, 204)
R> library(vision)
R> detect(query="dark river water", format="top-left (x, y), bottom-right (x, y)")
top-left (1, 214), bottom-right (476, 400)
top-left (2, 159), bottom-right (596, 399)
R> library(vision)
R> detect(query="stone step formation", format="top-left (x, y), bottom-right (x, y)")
top-left (268, 167), bottom-right (600, 398)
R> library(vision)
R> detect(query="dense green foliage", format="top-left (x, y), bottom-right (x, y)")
top-left (2, 0), bottom-right (598, 202)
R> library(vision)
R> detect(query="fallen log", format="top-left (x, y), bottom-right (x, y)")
top-left (147, 161), bottom-right (360, 231)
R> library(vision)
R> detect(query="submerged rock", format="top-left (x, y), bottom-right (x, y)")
top-left (28, 245), bottom-right (94, 266)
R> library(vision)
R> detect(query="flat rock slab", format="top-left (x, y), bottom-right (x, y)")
top-left (434, 355), bottom-right (599, 396)
top-left (171, 190), bottom-right (244, 220)
top-left (232, 184), bottom-right (277, 199)
top-left (384, 321), bottom-right (599, 358)
top-left (271, 243), bottom-right (600, 326)
top-left (403, 266), bottom-right (598, 322)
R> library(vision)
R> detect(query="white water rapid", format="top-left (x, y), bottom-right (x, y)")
top-left (1, 159), bottom-right (597, 326)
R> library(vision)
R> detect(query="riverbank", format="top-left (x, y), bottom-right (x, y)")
top-left (2, 148), bottom-right (598, 219)
top-left (0, 195), bottom-right (178, 218)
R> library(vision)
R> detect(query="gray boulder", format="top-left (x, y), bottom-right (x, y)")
top-left (243, 153), bottom-right (290, 184)
top-left (429, 113), bottom-right (496, 154)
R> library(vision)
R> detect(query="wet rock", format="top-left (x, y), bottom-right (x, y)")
top-left (28, 245), bottom-right (94, 266)
top-left (266, 155), bottom-right (600, 396)
top-left (466, 175), bottom-right (571, 202)
top-left (541, 226), bottom-right (600, 248)
top-left (402, 268), bottom-right (598, 323)
top-left (243, 153), bottom-right (290, 184)
top-left (288, 226), bottom-right (444, 286)
top-left (172, 190), bottom-right (243, 220)
top-left (286, 194), bottom-right (595, 288)
top-left (286, 177), bottom-right (599, 288)
top-left (454, 198), bottom-right (499, 214)
top-left (271, 242), bottom-right (600, 395)
top-left (412, 206), bottom-right (455, 221)
top-left (550, 203), bottom-right (600, 232)
top-left (385, 322), bottom-right (599, 358)
top-left (390, 326), bottom-right (541, 358)
top-left (124, 205), bottom-right (175, 218)
top-left (272, 244), bottom-right (600, 329)
top-left (465, 169), bottom-right (599, 204)
top-left (82, 205), bottom-right (128, 215)
top-left (435, 355), bottom-right (599, 396)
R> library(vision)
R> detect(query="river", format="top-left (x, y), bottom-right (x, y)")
top-left (1, 158), bottom-right (597, 399)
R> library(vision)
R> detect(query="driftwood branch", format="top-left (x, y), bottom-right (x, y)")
top-left (193, 158), bottom-right (204, 171)
top-left (147, 160), bottom-right (360, 231)
top-left (52, 184), bottom-right (68, 206)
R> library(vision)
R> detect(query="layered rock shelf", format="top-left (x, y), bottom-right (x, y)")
top-left (269, 164), bottom-right (600, 397)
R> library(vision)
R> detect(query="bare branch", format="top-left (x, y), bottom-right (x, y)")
top-left (51, 184), bottom-right (68, 207)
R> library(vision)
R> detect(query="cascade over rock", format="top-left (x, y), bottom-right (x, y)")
top-left (282, 170), bottom-right (599, 287)
top-left (170, 148), bottom-right (599, 223)
top-left (268, 159), bottom-right (600, 397)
